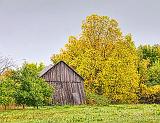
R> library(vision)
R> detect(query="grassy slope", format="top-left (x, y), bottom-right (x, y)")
top-left (0, 105), bottom-right (160, 123)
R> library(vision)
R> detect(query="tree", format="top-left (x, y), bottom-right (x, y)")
top-left (98, 36), bottom-right (139, 103)
top-left (12, 62), bottom-right (53, 109)
top-left (0, 77), bottom-right (15, 110)
top-left (137, 45), bottom-right (160, 65)
top-left (51, 14), bottom-right (139, 103)
top-left (137, 59), bottom-right (150, 100)
top-left (137, 44), bottom-right (160, 87)
top-left (0, 56), bottom-right (15, 75)
top-left (147, 61), bottom-right (160, 86)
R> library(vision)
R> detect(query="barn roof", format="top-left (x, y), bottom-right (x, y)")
top-left (39, 61), bottom-right (84, 81)
top-left (39, 64), bottom-right (54, 77)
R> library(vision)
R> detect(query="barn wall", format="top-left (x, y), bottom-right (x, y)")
top-left (42, 62), bottom-right (85, 105)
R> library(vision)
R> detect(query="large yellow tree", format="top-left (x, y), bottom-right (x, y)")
top-left (51, 14), bottom-right (139, 103)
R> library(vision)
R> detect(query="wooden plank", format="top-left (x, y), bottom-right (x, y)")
top-left (81, 80), bottom-right (86, 104)
top-left (77, 83), bottom-right (82, 104)
top-left (45, 80), bottom-right (81, 83)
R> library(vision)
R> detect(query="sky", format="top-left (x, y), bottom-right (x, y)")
top-left (0, 0), bottom-right (160, 65)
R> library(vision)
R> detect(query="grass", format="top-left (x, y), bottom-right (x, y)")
top-left (0, 104), bottom-right (160, 123)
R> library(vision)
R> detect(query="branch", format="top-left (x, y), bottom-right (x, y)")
top-left (0, 56), bottom-right (15, 75)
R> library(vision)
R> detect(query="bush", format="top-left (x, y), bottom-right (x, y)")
top-left (86, 93), bottom-right (110, 106)
top-left (12, 63), bottom-right (53, 108)
top-left (139, 85), bottom-right (160, 104)
top-left (0, 78), bottom-right (15, 110)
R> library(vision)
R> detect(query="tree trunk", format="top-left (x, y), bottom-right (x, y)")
top-left (36, 106), bottom-right (38, 109)
top-left (22, 105), bottom-right (25, 109)
top-left (4, 105), bottom-right (6, 110)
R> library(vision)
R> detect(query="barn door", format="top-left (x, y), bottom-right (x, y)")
top-left (72, 92), bottom-right (81, 104)
top-left (71, 83), bottom-right (81, 105)
top-left (53, 83), bottom-right (62, 105)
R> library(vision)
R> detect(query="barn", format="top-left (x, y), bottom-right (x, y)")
top-left (39, 61), bottom-right (86, 105)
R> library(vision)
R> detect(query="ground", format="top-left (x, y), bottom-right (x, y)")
top-left (0, 104), bottom-right (160, 123)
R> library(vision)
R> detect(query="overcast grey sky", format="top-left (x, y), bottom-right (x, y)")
top-left (0, 0), bottom-right (160, 65)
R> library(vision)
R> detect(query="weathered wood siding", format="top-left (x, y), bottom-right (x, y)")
top-left (41, 61), bottom-right (85, 105)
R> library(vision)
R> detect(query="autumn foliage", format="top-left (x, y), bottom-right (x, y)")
top-left (51, 14), bottom-right (160, 104)
top-left (1, 14), bottom-right (160, 107)
top-left (52, 14), bottom-right (138, 103)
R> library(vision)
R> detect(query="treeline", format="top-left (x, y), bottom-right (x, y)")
top-left (1, 14), bottom-right (160, 107)
top-left (0, 63), bottom-right (53, 109)
top-left (52, 14), bottom-right (160, 104)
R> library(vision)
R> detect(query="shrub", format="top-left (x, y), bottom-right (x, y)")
top-left (139, 85), bottom-right (160, 104)
top-left (0, 78), bottom-right (15, 110)
top-left (12, 63), bottom-right (53, 108)
top-left (86, 93), bottom-right (110, 106)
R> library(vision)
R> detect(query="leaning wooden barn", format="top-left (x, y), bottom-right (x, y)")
top-left (39, 61), bottom-right (86, 105)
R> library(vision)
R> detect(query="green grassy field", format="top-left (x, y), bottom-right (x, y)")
top-left (0, 104), bottom-right (160, 123)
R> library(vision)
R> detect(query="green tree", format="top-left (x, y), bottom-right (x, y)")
top-left (147, 61), bottom-right (160, 86)
top-left (0, 78), bottom-right (15, 110)
top-left (137, 45), bottom-right (160, 65)
top-left (137, 44), bottom-right (160, 87)
top-left (13, 62), bottom-right (53, 109)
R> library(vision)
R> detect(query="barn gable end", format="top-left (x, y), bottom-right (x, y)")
top-left (39, 61), bottom-right (85, 105)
